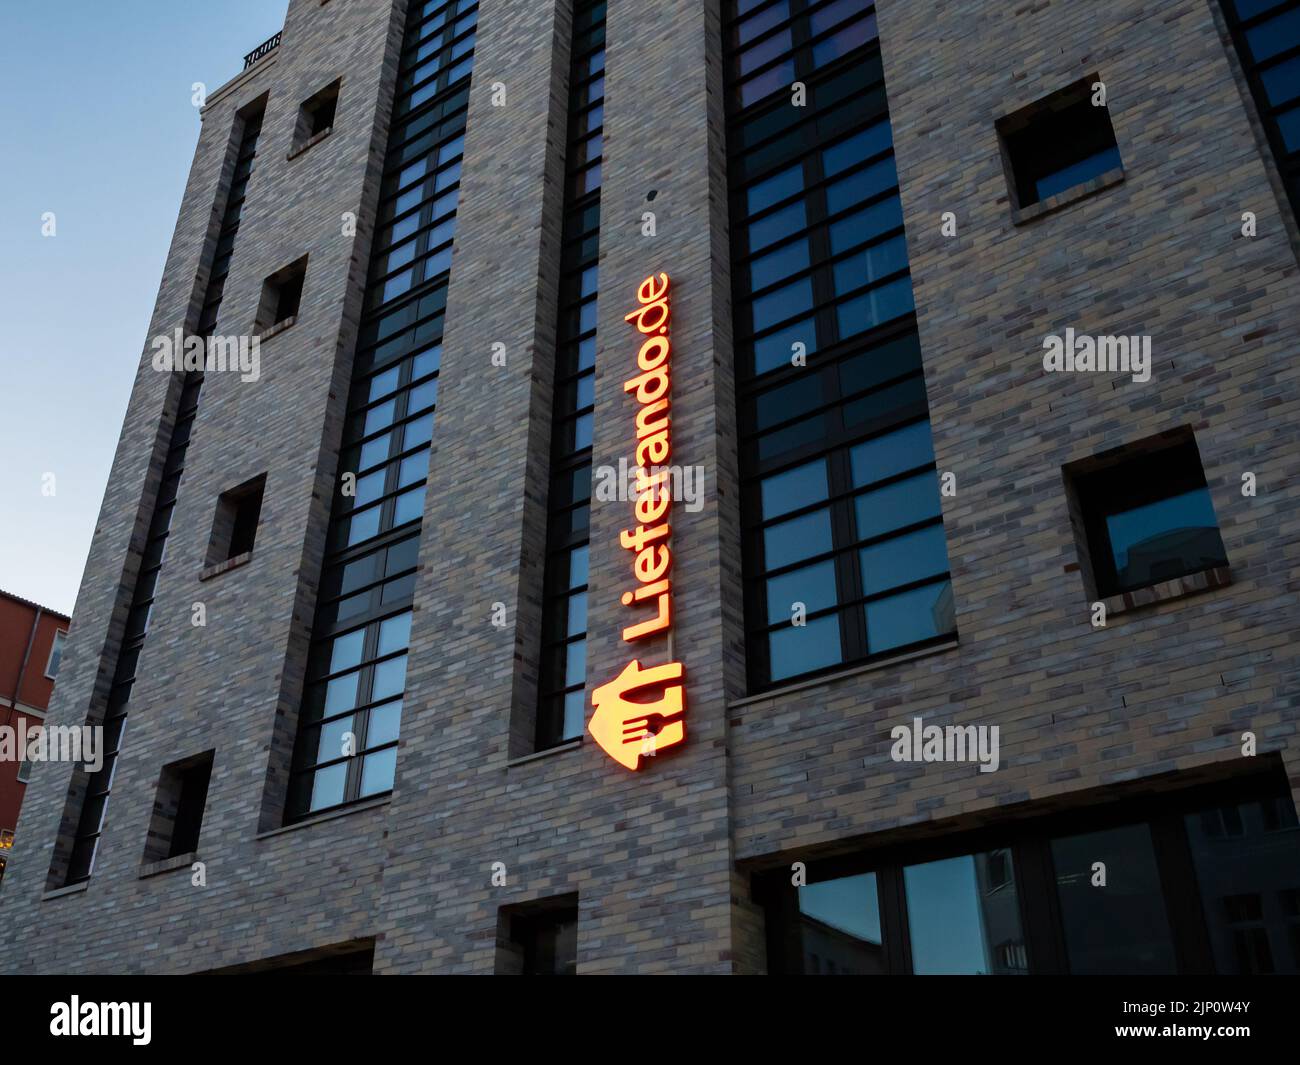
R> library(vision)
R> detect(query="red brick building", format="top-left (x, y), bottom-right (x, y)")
top-left (0, 591), bottom-right (71, 882)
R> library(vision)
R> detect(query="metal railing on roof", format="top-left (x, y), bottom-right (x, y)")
top-left (242, 31), bottom-right (282, 70)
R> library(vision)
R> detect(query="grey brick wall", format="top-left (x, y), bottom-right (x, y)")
top-left (3, 0), bottom-right (1298, 975)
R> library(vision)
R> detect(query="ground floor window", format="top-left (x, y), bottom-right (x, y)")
top-left (759, 762), bottom-right (1300, 974)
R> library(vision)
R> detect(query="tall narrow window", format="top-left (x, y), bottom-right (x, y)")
top-left (58, 99), bottom-right (266, 886)
top-left (723, 0), bottom-right (956, 691)
top-left (1219, 0), bottom-right (1300, 218)
top-left (284, 0), bottom-right (480, 822)
top-left (534, 0), bottom-right (605, 751)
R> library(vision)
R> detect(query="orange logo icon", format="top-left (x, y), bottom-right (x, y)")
top-left (588, 659), bottom-right (686, 771)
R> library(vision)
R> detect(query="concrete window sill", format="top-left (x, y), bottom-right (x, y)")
top-left (730, 635), bottom-right (960, 710)
top-left (506, 738), bottom-right (583, 769)
top-left (200, 551), bottom-right (253, 582)
top-left (259, 315), bottom-right (297, 343)
top-left (42, 880), bottom-right (90, 902)
top-left (287, 126), bottom-right (333, 161)
top-left (255, 795), bottom-right (391, 841)
top-left (1100, 565), bottom-right (1232, 619)
top-left (1011, 166), bottom-right (1125, 225)
top-left (139, 852), bottom-right (198, 879)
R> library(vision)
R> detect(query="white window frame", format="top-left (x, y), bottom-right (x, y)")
top-left (44, 629), bottom-right (68, 679)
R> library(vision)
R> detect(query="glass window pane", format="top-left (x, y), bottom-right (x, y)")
top-left (829, 196), bottom-right (903, 255)
top-left (347, 505), bottom-right (383, 547)
top-left (567, 592), bottom-right (588, 637)
top-left (769, 612), bottom-right (842, 681)
top-left (753, 317), bottom-right (816, 375)
top-left (403, 412), bottom-right (435, 449)
top-left (752, 277), bottom-right (813, 331)
top-left (761, 459), bottom-right (828, 519)
top-left (1261, 55), bottom-right (1300, 106)
top-left (865, 579), bottom-right (955, 653)
top-left (1106, 487), bottom-right (1226, 590)
top-left (832, 234), bottom-right (909, 295)
top-left (324, 671), bottom-right (360, 715)
top-left (904, 851), bottom-right (1027, 974)
top-left (1278, 106), bottom-right (1300, 151)
top-left (1185, 796), bottom-right (1300, 974)
top-left (826, 156), bottom-right (898, 215)
top-left (823, 120), bottom-right (892, 177)
top-left (1246, 7), bottom-right (1300, 62)
top-left (316, 715), bottom-right (354, 764)
top-left (766, 559), bottom-right (837, 625)
top-left (797, 873), bottom-right (886, 974)
top-left (750, 200), bottom-right (807, 252)
top-left (393, 486), bottom-right (426, 525)
top-left (378, 611), bottom-right (412, 655)
top-left (859, 525), bottom-right (950, 595)
top-left (763, 507), bottom-right (833, 570)
top-left (561, 690), bottom-right (586, 741)
top-left (851, 421), bottom-right (936, 486)
top-left (310, 762), bottom-right (348, 812)
top-left (1051, 824), bottom-right (1178, 974)
top-left (746, 164), bottom-right (803, 214)
top-left (1035, 145), bottom-right (1122, 201)
top-left (568, 545), bottom-right (589, 588)
top-left (359, 747), bottom-right (398, 797)
top-left (854, 472), bottom-right (942, 540)
top-left (329, 629), bottom-right (366, 674)
top-left (751, 239), bottom-right (810, 291)
top-left (836, 275), bottom-right (915, 337)
top-left (366, 699), bottom-right (403, 749)
top-left (371, 655), bottom-right (408, 702)
top-left (565, 640), bottom-right (586, 688)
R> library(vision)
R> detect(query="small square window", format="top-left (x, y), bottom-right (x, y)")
top-left (206, 474), bottom-right (266, 567)
top-left (45, 629), bottom-right (67, 679)
top-left (254, 257), bottom-right (305, 335)
top-left (292, 79), bottom-right (341, 155)
top-left (998, 76), bottom-right (1123, 213)
top-left (1065, 430), bottom-right (1229, 600)
top-left (143, 751), bottom-right (214, 862)
top-left (257, 257), bottom-right (307, 334)
top-left (496, 896), bottom-right (578, 975)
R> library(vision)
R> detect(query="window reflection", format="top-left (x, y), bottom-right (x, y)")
top-left (1051, 824), bottom-right (1177, 974)
top-left (1106, 487), bottom-right (1227, 590)
top-left (1186, 797), bottom-right (1300, 973)
top-left (904, 850), bottom-right (1026, 974)
top-left (798, 873), bottom-right (886, 975)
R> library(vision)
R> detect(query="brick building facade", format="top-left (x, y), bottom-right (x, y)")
top-left (0, 591), bottom-right (70, 884)
top-left (2, 0), bottom-right (1299, 974)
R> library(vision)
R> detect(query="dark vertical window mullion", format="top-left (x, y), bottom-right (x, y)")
top-left (1150, 813), bottom-right (1217, 973)
top-left (534, 0), bottom-right (605, 751)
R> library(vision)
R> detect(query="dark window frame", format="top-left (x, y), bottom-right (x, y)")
top-left (758, 766), bottom-right (1298, 975)
top-left (1219, 0), bottom-right (1300, 221)
top-left (1067, 433), bottom-right (1229, 599)
top-left (996, 76), bottom-right (1123, 210)
top-left (534, 0), bottom-right (606, 751)
top-left (284, 0), bottom-right (479, 825)
top-left (725, 0), bottom-right (955, 692)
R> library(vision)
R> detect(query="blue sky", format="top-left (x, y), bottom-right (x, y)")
top-left (0, 1), bottom-right (289, 615)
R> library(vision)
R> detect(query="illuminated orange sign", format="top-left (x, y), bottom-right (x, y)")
top-left (588, 272), bottom-right (687, 770)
